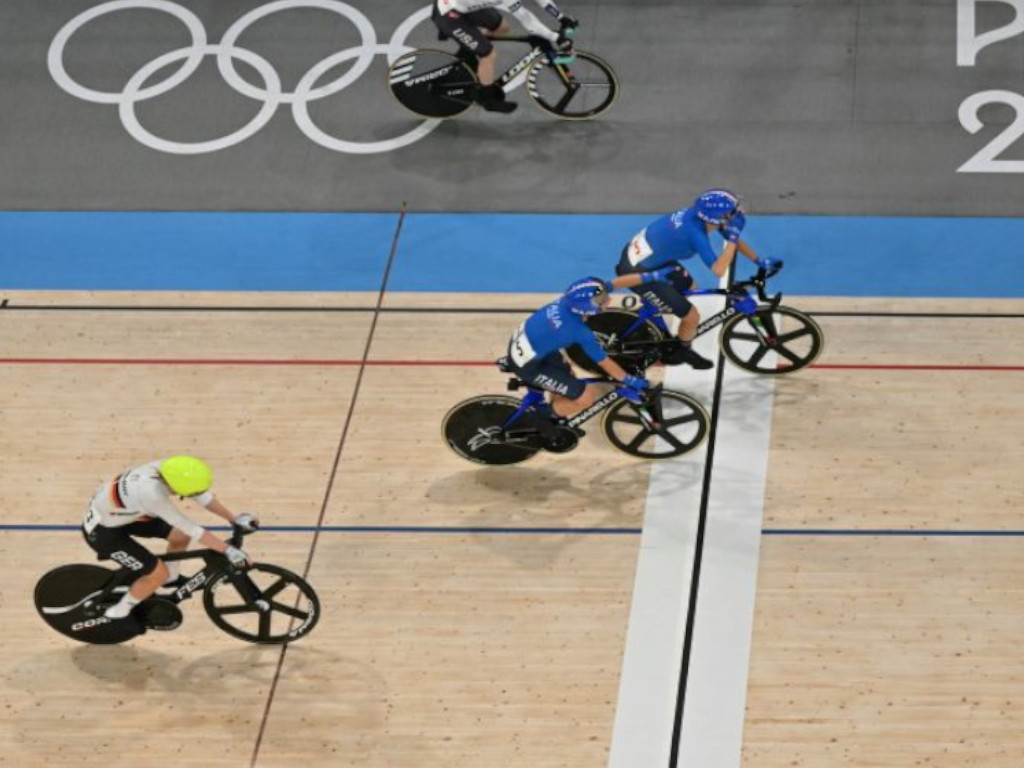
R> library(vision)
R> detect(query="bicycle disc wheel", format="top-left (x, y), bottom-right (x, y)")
top-left (721, 305), bottom-right (824, 374)
top-left (34, 564), bottom-right (140, 644)
top-left (527, 50), bottom-right (618, 119)
top-left (442, 395), bottom-right (542, 465)
top-left (602, 390), bottom-right (709, 459)
top-left (567, 310), bottom-right (667, 374)
top-left (203, 563), bottom-right (320, 644)
top-left (387, 49), bottom-right (477, 118)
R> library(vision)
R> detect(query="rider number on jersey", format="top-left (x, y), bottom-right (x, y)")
top-left (627, 229), bottom-right (654, 266)
top-left (510, 322), bottom-right (538, 367)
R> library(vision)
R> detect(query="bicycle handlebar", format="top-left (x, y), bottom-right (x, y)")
top-left (686, 262), bottom-right (783, 304)
top-left (732, 263), bottom-right (782, 303)
top-left (228, 521), bottom-right (259, 548)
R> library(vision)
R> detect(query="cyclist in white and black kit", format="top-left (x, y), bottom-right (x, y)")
top-left (81, 456), bottom-right (257, 621)
top-left (433, 0), bottom-right (577, 113)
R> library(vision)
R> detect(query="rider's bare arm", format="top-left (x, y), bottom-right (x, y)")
top-left (199, 495), bottom-right (239, 525)
top-left (710, 241), bottom-right (737, 278)
top-left (610, 273), bottom-right (645, 290)
top-left (511, 3), bottom-right (559, 41)
top-left (712, 238), bottom-right (761, 276)
top-left (736, 238), bottom-right (761, 262)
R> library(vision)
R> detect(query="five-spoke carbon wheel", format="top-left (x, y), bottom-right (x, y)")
top-left (721, 305), bottom-right (824, 374)
top-left (602, 390), bottom-right (709, 459)
top-left (204, 563), bottom-right (320, 645)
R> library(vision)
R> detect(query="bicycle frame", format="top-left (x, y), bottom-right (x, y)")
top-left (502, 379), bottom-right (659, 434)
top-left (92, 527), bottom-right (258, 608)
top-left (619, 267), bottom-right (785, 345)
top-left (488, 35), bottom-right (575, 93)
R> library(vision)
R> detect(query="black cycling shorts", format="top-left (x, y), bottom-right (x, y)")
top-left (432, 4), bottom-right (503, 57)
top-left (617, 247), bottom-right (696, 317)
top-left (83, 518), bottom-right (172, 576)
top-left (513, 351), bottom-right (587, 400)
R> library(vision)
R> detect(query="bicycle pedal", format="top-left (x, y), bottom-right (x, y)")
top-left (541, 428), bottom-right (580, 453)
top-left (138, 598), bottom-right (183, 632)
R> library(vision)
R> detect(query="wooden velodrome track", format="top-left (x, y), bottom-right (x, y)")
top-left (1, 288), bottom-right (1023, 768)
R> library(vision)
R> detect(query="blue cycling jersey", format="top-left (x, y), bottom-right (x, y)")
top-left (623, 207), bottom-right (745, 272)
top-left (509, 300), bottom-right (607, 368)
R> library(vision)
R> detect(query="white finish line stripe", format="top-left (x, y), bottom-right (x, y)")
top-left (676, 362), bottom-right (775, 767)
top-left (608, 295), bottom-right (722, 768)
top-left (608, 285), bottom-right (776, 768)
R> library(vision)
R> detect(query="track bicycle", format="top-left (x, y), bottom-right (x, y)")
top-left (567, 263), bottom-right (825, 375)
top-left (34, 523), bottom-right (319, 645)
top-left (443, 358), bottom-right (709, 465)
top-left (387, 24), bottom-right (617, 120)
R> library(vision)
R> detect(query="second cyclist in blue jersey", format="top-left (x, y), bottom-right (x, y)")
top-left (505, 269), bottom-right (681, 425)
top-left (618, 189), bottom-right (772, 369)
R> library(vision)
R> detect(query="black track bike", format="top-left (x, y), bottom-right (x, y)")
top-left (443, 358), bottom-right (709, 465)
top-left (34, 524), bottom-right (319, 645)
top-left (387, 24), bottom-right (617, 120)
top-left (567, 263), bottom-right (825, 375)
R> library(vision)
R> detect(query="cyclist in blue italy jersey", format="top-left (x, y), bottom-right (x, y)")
top-left (505, 267), bottom-right (681, 421)
top-left (617, 189), bottom-right (773, 369)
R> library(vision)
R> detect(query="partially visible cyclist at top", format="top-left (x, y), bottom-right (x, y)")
top-left (616, 189), bottom-right (776, 370)
top-left (81, 456), bottom-right (258, 622)
top-left (433, 0), bottom-right (577, 113)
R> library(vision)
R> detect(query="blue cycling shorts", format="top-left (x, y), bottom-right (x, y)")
top-left (616, 246), bottom-right (695, 317)
top-left (511, 351), bottom-right (586, 399)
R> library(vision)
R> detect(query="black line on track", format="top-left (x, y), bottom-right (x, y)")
top-left (807, 310), bottom-right (1024, 319)
top-left (248, 204), bottom-right (408, 768)
top-left (666, 263), bottom-right (734, 768)
top-left (3, 302), bottom-right (1023, 320)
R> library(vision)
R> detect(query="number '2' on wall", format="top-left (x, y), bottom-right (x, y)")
top-left (957, 0), bottom-right (1024, 172)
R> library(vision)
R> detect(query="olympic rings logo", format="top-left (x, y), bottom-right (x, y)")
top-left (47, 0), bottom-right (440, 155)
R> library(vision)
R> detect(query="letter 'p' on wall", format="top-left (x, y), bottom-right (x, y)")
top-left (956, 0), bottom-right (1024, 172)
top-left (957, 0), bottom-right (1024, 65)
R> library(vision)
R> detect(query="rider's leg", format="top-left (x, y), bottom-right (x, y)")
top-left (477, 50), bottom-right (498, 86)
top-left (516, 355), bottom-right (589, 424)
top-left (84, 520), bottom-right (173, 618)
top-left (162, 526), bottom-right (190, 586)
top-left (678, 305), bottom-right (700, 343)
top-left (634, 277), bottom-right (714, 370)
top-left (105, 560), bottom-right (168, 619)
top-left (550, 384), bottom-right (600, 417)
top-left (456, 10), bottom-right (515, 112)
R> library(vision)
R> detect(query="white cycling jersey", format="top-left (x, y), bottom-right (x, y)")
top-left (436, 0), bottom-right (562, 42)
top-left (84, 460), bottom-right (211, 540)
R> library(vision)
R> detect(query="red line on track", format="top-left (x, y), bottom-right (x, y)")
top-left (811, 363), bottom-right (1024, 372)
top-left (1, 359), bottom-right (1023, 372)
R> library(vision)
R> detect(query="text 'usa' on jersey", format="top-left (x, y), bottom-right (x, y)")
top-left (511, 301), bottom-right (607, 367)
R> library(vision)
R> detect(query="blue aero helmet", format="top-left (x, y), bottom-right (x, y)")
top-left (694, 189), bottom-right (741, 225)
top-left (560, 277), bottom-right (609, 316)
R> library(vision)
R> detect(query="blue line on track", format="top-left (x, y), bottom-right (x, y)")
top-left (6, 524), bottom-right (1024, 537)
top-left (4, 211), bottom-right (1024, 297)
